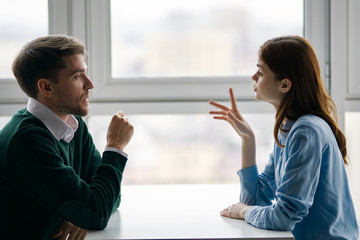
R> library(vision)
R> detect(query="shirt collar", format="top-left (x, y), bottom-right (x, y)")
top-left (283, 119), bottom-right (295, 131)
top-left (26, 97), bottom-right (78, 143)
top-left (278, 119), bottom-right (296, 144)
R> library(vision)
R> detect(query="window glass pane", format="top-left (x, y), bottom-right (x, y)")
top-left (345, 112), bottom-right (360, 222)
top-left (88, 114), bottom-right (274, 184)
top-left (110, 0), bottom-right (303, 78)
top-left (0, 0), bottom-right (48, 79)
top-left (0, 117), bottom-right (11, 130)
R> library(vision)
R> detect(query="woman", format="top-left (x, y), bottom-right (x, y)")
top-left (209, 36), bottom-right (359, 239)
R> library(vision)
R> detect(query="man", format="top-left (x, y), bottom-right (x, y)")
top-left (0, 35), bottom-right (134, 239)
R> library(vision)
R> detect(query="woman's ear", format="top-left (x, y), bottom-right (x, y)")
top-left (279, 78), bottom-right (292, 93)
top-left (37, 78), bottom-right (54, 97)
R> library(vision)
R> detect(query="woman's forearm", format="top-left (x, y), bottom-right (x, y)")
top-left (241, 133), bottom-right (256, 169)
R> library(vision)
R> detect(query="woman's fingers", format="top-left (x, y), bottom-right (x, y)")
top-left (209, 110), bottom-right (228, 116)
top-left (220, 209), bottom-right (230, 217)
top-left (209, 100), bottom-right (230, 111)
top-left (209, 89), bottom-right (247, 131)
top-left (213, 116), bottom-right (228, 121)
top-left (229, 88), bottom-right (238, 110)
top-left (209, 88), bottom-right (238, 112)
top-left (210, 109), bottom-right (232, 122)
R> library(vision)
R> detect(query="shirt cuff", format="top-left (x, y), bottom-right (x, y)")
top-left (244, 205), bottom-right (256, 223)
top-left (237, 165), bottom-right (259, 184)
top-left (104, 146), bottom-right (128, 158)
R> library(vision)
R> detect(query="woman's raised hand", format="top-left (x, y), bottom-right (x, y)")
top-left (209, 88), bottom-right (254, 141)
top-left (209, 88), bottom-right (256, 169)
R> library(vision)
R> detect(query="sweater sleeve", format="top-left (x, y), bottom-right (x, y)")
top-left (77, 118), bottom-right (122, 214)
top-left (7, 124), bottom-right (126, 230)
top-left (243, 126), bottom-right (322, 231)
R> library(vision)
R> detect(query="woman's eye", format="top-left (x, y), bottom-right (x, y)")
top-left (257, 70), bottom-right (262, 76)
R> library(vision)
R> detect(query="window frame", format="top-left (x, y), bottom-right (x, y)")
top-left (87, 0), bottom-right (258, 103)
top-left (87, 0), bottom-right (330, 115)
top-left (87, 0), bottom-right (307, 103)
top-left (0, 0), bottom-right (336, 116)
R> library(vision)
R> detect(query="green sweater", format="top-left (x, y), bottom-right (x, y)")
top-left (0, 109), bottom-right (126, 239)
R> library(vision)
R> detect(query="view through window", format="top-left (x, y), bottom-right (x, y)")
top-left (110, 0), bottom-right (303, 78)
top-left (345, 112), bottom-right (360, 219)
top-left (88, 114), bottom-right (275, 184)
top-left (0, 0), bottom-right (48, 79)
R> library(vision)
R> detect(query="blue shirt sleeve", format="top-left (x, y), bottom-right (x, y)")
top-left (238, 154), bottom-right (276, 206)
top-left (241, 126), bottom-right (322, 231)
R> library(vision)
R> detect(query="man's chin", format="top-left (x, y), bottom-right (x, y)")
top-left (80, 109), bottom-right (90, 117)
top-left (72, 108), bottom-right (89, 117)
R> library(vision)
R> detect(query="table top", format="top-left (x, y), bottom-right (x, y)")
top-left (87, 184), bottom-right (294, 240)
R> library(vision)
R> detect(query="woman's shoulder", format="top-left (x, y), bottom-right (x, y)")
top-left (290, 114), bottom-right (333, 138)
top-left (295, 114), bottom-right (326, 126)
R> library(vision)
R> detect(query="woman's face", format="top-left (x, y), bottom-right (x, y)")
top-left (251, 58), bottom-right (284, 108)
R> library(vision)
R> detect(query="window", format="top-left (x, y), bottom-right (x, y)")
top-left (0, 117), bottom-right (11, 130)
top-left (0, 0), bottom-right (48, 102)
top-left (110, 0), bottom-right (303, 78)
top-left (345, 112), bottom-right (360, 222)
top-left (0, 0), bottom-right (48, 80)
top-left (88, 0), bottom-right (304, 102)
top-left (84, 0), bottom-right (307, 185)
top-left (88, 113), bottom-right (275, 184)
top-left (1, 0), bottom-right (346, 187)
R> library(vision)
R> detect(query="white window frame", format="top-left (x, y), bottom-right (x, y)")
top-left (330, 0), bottom-right (360, 223)
top-left (85, 0), bottom-right (328, 115)
top-left (0, 0), bottom-right (335, 117)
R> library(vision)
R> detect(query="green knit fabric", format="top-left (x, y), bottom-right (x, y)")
top-left (0, 109), bottom-right (126, 239)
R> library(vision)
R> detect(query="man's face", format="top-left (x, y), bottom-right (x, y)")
top-left (51, 54), bottom-right (94, 119)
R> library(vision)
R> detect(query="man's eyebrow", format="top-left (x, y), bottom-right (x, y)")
top-left (256, 64), bottom-right (263, 68)
top-left (70, 68), bottom-right (87, 75)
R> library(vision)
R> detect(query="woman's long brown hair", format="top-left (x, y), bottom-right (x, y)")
top-left (259, 36), bottom-right (347, 164)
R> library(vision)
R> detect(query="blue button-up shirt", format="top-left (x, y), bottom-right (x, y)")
top-left (239, 114), bottom-right (359, 240)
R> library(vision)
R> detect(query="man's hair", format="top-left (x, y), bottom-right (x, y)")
top-left (12, 34), bottom-right (87, 98)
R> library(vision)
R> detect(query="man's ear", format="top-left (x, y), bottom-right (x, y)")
top-left (279, 78), bottom-right (292, 93)
top-left (37, 78), bottom-right (54, 97)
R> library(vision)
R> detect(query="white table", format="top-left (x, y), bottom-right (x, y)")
top-left (87, 184), bottom-right (294, 240)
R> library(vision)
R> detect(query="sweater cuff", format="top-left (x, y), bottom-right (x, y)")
top-left (102, 151), bottom-right (127, 173)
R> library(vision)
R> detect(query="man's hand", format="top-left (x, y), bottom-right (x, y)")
top-left (220, 202), bottom-right (250, 220)
top-left (52, 220), bottom-right (87, 240)
top-left (106, 111), bottom-right (134, 150)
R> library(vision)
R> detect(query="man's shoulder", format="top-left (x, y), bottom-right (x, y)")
top-left (3, 108), bottom-right (44, 130)
top-left (0, 109), bottom-right (49, 144)
top-left (0, 109), bottom-right (49, 168)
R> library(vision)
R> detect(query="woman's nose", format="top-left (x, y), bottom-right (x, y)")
top-left (251, 73), bottom-right (258, 82)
